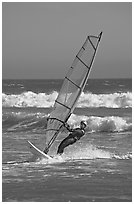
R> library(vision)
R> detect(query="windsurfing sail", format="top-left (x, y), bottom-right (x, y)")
top-left (44, 32), bottom-right (103, 153)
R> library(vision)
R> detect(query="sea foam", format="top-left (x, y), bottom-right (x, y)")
top-left (2, 91), bottom-right (132, 108)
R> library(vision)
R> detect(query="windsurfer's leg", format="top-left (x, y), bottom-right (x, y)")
top-left (57, 137), bottom-right (76, 154)
top-left (57, 139), bottom-right (66, 154)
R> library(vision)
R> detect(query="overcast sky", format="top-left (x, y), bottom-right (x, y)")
top-left (2, 2), bottom-right (132, 79)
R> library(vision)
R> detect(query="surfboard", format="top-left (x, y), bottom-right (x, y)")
top-left (27, 140), bottom-right (52, 159)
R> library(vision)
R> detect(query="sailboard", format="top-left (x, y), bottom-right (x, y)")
top-left (27, 141), bottom-right (52, 159)
top-left (43, 32), bottom-right (103, 154)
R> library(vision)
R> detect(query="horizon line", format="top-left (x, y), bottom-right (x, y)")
top-left (2, 77), bottom-right (132, 80)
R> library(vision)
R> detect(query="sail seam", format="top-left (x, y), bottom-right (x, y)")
top-left (55, 100), bottom-right (71, 110)
top-left (65, 76), bottom-right (81, 90)
top-left (76, 55), bottom-right (89, 69)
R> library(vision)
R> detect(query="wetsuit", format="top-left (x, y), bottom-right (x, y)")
top-left (57, 126), bottom-right (85, 154)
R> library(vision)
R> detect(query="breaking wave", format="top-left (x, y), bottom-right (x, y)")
top-left (2, 91), bottom-right (132, 108)
top-left (69, 114), bottom-right (132, 133)
top-left (3, 112), bottom-right (132, 133)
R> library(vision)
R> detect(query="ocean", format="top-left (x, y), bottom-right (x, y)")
top-left (2, 78), bottom-right (132, 202)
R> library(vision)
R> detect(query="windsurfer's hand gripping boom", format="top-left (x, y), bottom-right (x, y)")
top-left (63, 123), bottom-right (73, 132)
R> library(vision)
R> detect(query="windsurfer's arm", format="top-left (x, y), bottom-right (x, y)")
top-left (64, 123), bottom-right (73, 132)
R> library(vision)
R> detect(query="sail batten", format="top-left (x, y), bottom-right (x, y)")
top-left (88, 38), bottom-right (96, 50)
top-left (44, 32), bottom-right (103, 153)
top-left (76, 55), bottom-right (89, 68)
top-left (55, 100), bottom-right (71, 110)
top-left (65, 76), bottom-right (82, 89)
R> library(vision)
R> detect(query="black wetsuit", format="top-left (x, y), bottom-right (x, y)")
top-left (57, 127), bottom-right (85, 154)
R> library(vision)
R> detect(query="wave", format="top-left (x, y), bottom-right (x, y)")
top-left (78, 92), bottom-right (132, 108)
top-left (113, 152), bottom-right (132, 160)
top-left (2, 91), bottom-right (132, 108)
top-left (2, 112), bottom-right (48, 132)
top-left (69, 114), bottom-right (131, 133)
top-left (2, 91), bottom-right (58, 108)
top-left (3, 112), bottom-right (131, 133)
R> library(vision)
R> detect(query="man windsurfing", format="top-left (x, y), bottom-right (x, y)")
top-left (57, 121), bottom-right (87, 155)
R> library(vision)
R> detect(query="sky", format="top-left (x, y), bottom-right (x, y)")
top-left (2, 2), bottom-right (132, 79)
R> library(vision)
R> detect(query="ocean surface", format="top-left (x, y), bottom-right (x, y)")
top-left (2, 78), bottom-right (132, 202)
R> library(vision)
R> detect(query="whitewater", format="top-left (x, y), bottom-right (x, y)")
top-left (2, 91), bottom-right (132, 108)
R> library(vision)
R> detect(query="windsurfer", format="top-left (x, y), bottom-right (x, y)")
top-left (57, 121), bottom-right (87, 155)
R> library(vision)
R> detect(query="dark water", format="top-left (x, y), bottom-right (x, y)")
top-left (2, 78), bottom-right (132, 201)
top-left (2, 78), bottom-right (132, 94)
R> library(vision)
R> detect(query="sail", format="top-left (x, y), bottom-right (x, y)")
top-left (45, 32), bottom-right (103, 153)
